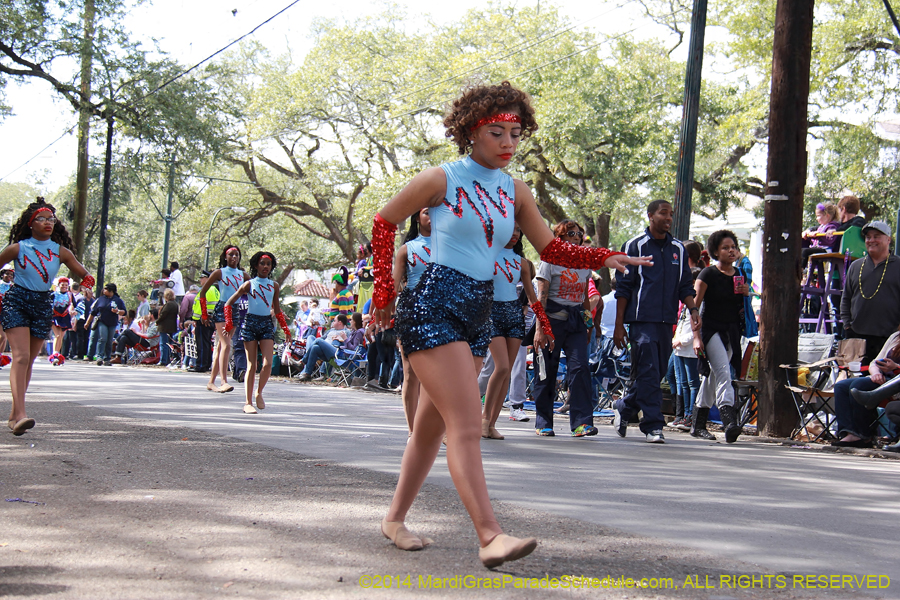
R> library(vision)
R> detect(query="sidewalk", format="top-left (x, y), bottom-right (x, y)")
top-left (0, 374), bottom-right (890, 598)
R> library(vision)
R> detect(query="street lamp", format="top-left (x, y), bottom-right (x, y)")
top-left (205, 206), bottom-right (249, 271)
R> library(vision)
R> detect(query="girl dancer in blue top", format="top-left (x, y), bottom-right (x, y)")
top-left (481, 225), bottom-right (538, 440)
top-left (370, 82), bottom-right (650, 568)
top-left (200, 245), bottom-right (248, 393)
top-left (224, 251), bottom-right (291, 414)
top-left (50, 276), bottom-right (75, 357)
top-left (392, 207), bottom-right (432, 434)
top-left (0, 198), bottom-right (93, 435)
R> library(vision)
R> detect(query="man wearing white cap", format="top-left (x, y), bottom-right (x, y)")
top-left (840, 220), bottom-right (900, 363)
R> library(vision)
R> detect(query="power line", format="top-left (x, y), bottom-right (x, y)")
top-left (128, 0), bottom-right (303, 108)
top-left (0, 124), bottom-right (77, 183)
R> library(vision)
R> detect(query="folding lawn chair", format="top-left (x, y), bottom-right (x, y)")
top-left (328, 345), bottom-right (367, 387)
top-left (780, 333), bottom-right (838, 442)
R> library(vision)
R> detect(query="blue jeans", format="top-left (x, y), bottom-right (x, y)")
top-left (674, 355), bottom-right (699, 416)
top-left (532, 318), bottom-right (593, 431)
top-left (302, 339), bottom-right (338, 375)
top-left (97, 322), bottom-right (115, 360)
top-left (87, 327), bottom-right (98, 359)
top-left (834, 376), bottom-right (880, 439)
top-left (160, 332), bottom-right (171, 365)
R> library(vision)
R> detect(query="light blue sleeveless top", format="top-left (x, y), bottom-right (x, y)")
top-left (405, 236), bottom-right (431, 290)
top-left (217, 266), bottom-right (244, 300)
top-left (431, 157), bottom-right (516, 281)
top-left (15, 238), bottom-right (61, 292)
top-left (492, 247), bottom-right (523, 302)
top-left (247, 277), bottom-right (276, 316)
top-left (0, 281), bottom-right (11, 296)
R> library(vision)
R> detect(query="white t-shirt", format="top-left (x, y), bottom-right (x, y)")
top-left (170, 269), bottom-right (185, 296)
top-left (600, 291), bottom-right (617, 337)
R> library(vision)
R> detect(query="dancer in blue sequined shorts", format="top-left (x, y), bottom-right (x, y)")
top-left (480, 225), bottom-right (539, 440)
top-left (199, 245), bottom-right (248, 394)
top-left (369, 82), bottom-right (649, 569)
top-left (224, 251), bottom-right (292, 415)
top-left (0, 198), bottom-right (93, 436)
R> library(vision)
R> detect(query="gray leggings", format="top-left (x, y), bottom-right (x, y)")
top-left (695, 333), bottom-right (735, 409)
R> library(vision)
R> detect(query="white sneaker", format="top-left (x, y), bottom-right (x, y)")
top-left (508, 408), bottom-right (530, 422)
top-left (502, 399), bottom-right (513, 408)
top-left (645, 429), bottom-right (666, 444)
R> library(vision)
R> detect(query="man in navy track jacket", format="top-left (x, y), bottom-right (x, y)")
top-left (613, 200), bottom-right (700, 443)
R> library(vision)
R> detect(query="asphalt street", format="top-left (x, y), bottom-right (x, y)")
top-left (2, 361), bottom-right (898, 598)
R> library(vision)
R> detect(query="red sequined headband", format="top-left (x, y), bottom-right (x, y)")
top-left (28, 207), bottom-right (53, 226)
top-left (471, 113), bottom-right (521, 131)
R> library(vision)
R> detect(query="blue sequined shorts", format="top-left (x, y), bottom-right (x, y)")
top-left (396, 264), bottom-right (493, 357)
top-left (1, 286), bottom-right (52, 339)
top-left (240, 313), bottom-right (275, 342)
top-left (211, 300), bottom-right (226, 324)
top-left (490, 300), bottom-right (526, 339)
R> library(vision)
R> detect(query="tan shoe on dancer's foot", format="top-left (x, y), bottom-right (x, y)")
top-left (10, 418), bottom-right (36, 436)
top-left (217, 384), bottom-right (234, 393)
top-left (243, 404), bottom-right (257, 414)
top-left (207, 383), bottom-right (219, 392)
top-left (255, 393), bottom-right (265, 410)
top-left (481, 419), bottom-right (492, 439)
top-left (479, 534), bottom-right (537, 569)
top-left (488, 425), bottom-right (504, 440)
top-left (381, 519), bottom-right (432, 551)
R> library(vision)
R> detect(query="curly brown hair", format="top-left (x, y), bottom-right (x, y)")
top-left (9, 197), bottom-right (75, 250)
top-left (443, 81), bottom-right (538, 155)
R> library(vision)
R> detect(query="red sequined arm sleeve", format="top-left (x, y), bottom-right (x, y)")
top-left (80, 274), bottom-right (95, 290)
top-left (275, 311), bottom-right (291, 339)
top-left (371, 213), bottom-right (398, 310)
top-left (224, 305), bottom-right (234, 332)
top-left (200, 297), bottom-right (209, 321)
top-left (530, 302), bottom-right (554, 341)
top-left (539, 237), bottom-right (624, 270)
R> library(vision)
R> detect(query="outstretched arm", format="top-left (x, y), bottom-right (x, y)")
top-left (513, 180), bottom-right (652, 272)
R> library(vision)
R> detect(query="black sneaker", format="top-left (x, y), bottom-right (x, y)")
top-left (613, 409), bottom-right (627, 438)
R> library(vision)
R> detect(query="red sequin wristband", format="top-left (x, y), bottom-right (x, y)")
top-left (371, 213), bottom-right (398, 310)
top-left (80, 274), bottom-right (95, 290)
top-left (275, 311), bottom-right (290, 338)
top-left (224, 305), bottom-right (234, 332)
top-left (539, 236), bottom-right (624, 270)
top-left (530, 302), bottom-right (555, 341)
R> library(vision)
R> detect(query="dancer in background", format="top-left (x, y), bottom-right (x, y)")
top-left (224, 251), bottom-right (291, 414)
top-left (392, 207), bottom-right (431, 434)
top-left (0, 197), bottom-right (93, 435)
top-left (200, 245), bottom-right (248, 393)
top-left (481, 224), bottom-right (538, 440)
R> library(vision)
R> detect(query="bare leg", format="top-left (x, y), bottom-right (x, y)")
top-left (243, 340), bottom-right (258, 410)
top-left (255, 339), bottom-right (273, 409)
top-left (208, 323), bottom-right (233, 391)
top-left (386, 341), bottom-right (504, 547)
top-left (52, 325), bottom-right (64, 354)
top-left (7, 328), bottom-right (44, 423)
top-left (482, 337), bottom-right (518, 437)
top-left (399, 344), bottom-right (420, 433)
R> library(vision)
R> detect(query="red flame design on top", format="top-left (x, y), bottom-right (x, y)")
top-left (494, 256), bottom-right (521, 283)
top-left (442, 180), bottom-right (514, 247)
top-left (250, 280), bottom-right (275, 308)
top-left (17, 244), bottom-right (58, 284)
top-left (407, 246), bottom-right (431, 268)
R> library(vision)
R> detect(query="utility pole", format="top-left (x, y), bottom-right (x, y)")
top-left (161, 152), bottom-right (176, 270)
top-left (95, 117), bottom-right (114, 292)
top-left (671, 0), bottom-right (708, 241)
top-left (73, 0), bottom-right (95, 262)
top-left (757, 0), bottom-right (816, 437)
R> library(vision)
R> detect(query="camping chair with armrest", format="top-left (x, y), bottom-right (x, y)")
top-left (780, 333), bottom-right (840, 442)
top-left (328, 344), bottom-right (367, 387)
